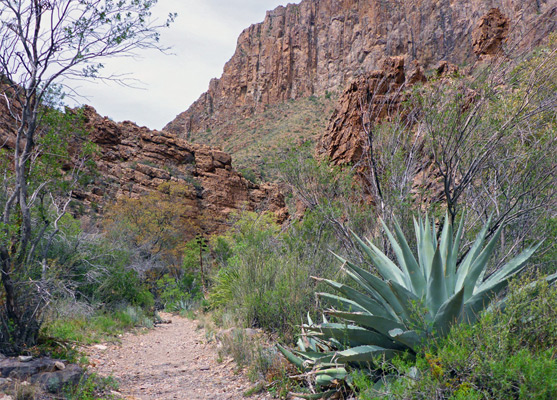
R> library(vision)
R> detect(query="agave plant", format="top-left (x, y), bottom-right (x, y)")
top-left (278, 214), bottom-right (541, 396)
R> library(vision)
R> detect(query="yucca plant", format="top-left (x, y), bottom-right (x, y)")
top-left (278, 214), bottom-right (542, 397)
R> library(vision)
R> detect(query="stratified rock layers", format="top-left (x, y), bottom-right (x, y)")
top-left (165, 0), bottom-right (556, 140)
top-left (78, 106), bottom-right (287, 234)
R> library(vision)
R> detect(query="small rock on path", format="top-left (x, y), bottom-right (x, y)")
top-left (86, 313), bottom-right (267, 399)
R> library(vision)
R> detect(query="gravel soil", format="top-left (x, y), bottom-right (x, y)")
top-left (86, 313), bottom-right (267, 400)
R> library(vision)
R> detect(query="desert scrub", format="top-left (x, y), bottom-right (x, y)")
top-left (216, 327), bottom-right (300, 398)
top-left (208, 211), bottom-right (341, 342)
top-left (278, 214), bottom-right (542, 397)
top-left (355, 274), bottom-right (557, 399)
top-left (64, 374), bottom-right (119, 400)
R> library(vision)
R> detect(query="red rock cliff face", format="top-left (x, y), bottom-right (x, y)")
top-left (79, 106), bottom-right (288, 234)
top-left (164, 0), bottom-right (556, 139)
top-left (0, 99), bottom-right (287, 236)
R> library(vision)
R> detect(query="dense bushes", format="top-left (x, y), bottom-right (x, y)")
top-left (271, 40), bottom-right (556, 399)
top-left (208, 211), bottom-right (341, 341)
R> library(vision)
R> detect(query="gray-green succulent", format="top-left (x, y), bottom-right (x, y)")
top-left (278, 214), bottom-right (541, 395)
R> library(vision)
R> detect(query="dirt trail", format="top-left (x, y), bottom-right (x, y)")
top-left (86, 313), bottom-right (265, 400)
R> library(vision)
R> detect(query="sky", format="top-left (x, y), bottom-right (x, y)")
top-left (69, 0), bottom-right (290, 130)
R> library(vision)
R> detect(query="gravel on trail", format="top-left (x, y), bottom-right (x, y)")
top-left (86, 313), bottom-right (269, 400)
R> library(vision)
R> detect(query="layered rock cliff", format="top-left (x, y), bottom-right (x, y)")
top-left (164, 0), bottom-right (556, 146)
top-left (79, 106), bottom-right (288, 234)
top-left (0, 99), bottom-right (287, 236)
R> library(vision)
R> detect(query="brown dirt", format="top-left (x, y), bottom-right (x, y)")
top-left (85, 313), bottom-right (267, 400)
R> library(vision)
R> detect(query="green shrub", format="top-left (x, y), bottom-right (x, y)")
top-left (64, 373), bottom-right (119, 400)
top-left (156, 273), bottom-right (201, 311)
top-left (95, 265), bottom-right (154, 309)
top-left (42, 306), bottom-right (153, 345)
top-left (208, 211), bottom-right (339, 342)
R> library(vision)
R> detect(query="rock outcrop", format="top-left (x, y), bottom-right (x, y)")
top-left (0, 356), bottom-right (83, 394)
top-left (78, 106), bottom-right (287, 233)
top-left (0, 97), bottom-right (287, 235)
top-left (164, 0), bottom-right (556, 143)
top-left (317, 56), bottom-right (425, 166)
top-left (472, 8), bottom-right (510, 57)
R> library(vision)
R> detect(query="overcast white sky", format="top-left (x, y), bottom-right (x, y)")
top-left (70, 0), bottom-right (290, 130)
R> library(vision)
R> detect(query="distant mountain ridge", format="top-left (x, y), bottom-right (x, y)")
top-left (164, 0), bottom-right (556, 149)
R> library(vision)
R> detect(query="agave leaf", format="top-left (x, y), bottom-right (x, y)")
top-left (439, 214), bottom-right (454, 295)
top-left (317, 293), bottom-right (369, 314)
top-left (417, 215), bottom-right (436, 280)
top-left (309, 324), bottom-right (403, 349)
top-left (461, 279), bottom-right (508, 324)
top-left (373, 224), bottom-right (411, 289)
top-left (277, 344), bottom-right (310, 371)
top-left (455, 217), bottom-right (492, 291)
top-left (307, 323), bottom-right (394, 348)
top-left (317, 367), bottom-right (348, 381)
top-left (333, 345), bottom-right (403, 363)
top-left (352, 232), bottom-right (406, 286)
top-left (462, 224), bottom-right (503, 300)
top-left (433, 286), bottom-right (465, 337)
top-left (297, 337), bottom-right (307, 352)
top-left (304, 335), bottom-right (320, 352)
top-left (413, 217), bottom-right (421, 247)
top-left (427, 245), bottom-right (448, 315)
top-left (319, 279), bottom-right (392, 319)
top-left (333, 253), bottom-right (399, 313)
top-left (479, 243), bottom-right (542, 291)
top-left (327, 311), bottom-right (405, 337)
top-left (389, 219), bottom-right (426, 296)
top-left (462, 251), bottom-right (536, 325)
top-left (343, 261), bottom-right (405, 318)
top-left (307, 312), bottom-right (315, 327)
top-left (546, 271), bottom-right (557, 284)
top-left (388, 328), bottom-right (423, 350)
top-left (387, 280), bottom-right (419, 320)
top-left (315, 369), bottom-right (348, 389)
top-left (293, 350), bottom-right (335, 364)
top-left (315, 368), bottom-right (348, 388)
top-left (340, 260), bottom-right (398, 316)
top-left (439, 213), bottom-right (452, 269)
top-left (446, 215), bottom-right (465, 294)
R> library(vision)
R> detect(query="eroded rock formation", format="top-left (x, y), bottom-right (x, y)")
top-left (165, 0), bottom-right (556, 144)
top-left (472, 8), bottom-right (510, 57)
top-left (0, 99), bottom-right (287, 236)
top-left (79, 106), bottom-right (288, 233)
top-left (317, 56), bottom-right (426, 166)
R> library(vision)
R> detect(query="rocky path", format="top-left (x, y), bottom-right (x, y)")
top-left (86, 313), bottom-right (264, 400)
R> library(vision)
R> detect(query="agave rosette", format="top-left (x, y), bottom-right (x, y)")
top-left (279, 214), bottom-right (541, 393)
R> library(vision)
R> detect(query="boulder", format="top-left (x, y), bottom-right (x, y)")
top-left (29, 365), bottom-right (84, 393)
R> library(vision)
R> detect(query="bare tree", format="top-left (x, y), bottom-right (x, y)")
top-left (419, 49), bottom-right (557, 249)
top-left (0, 0), bottom-right (174, 354)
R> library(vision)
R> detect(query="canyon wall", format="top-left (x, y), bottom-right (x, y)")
top-left (79, 106), bottom-right (287, 234)
top-left (0, 99), bottom-right (287, 236)
top-left (164, 0), bottom-right (556, 142)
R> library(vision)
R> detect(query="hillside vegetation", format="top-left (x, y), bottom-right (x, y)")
top-left (187, 94), bottom-right (337, 180)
